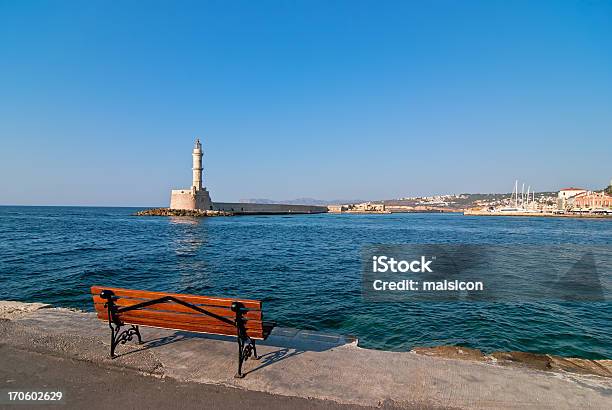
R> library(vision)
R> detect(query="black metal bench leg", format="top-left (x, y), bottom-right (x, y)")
top-left (109, 324), bottom-right (142, 358)
top-left (235, 337), bottom-right (245, 378)
top-left (251, 339), bottom-right (259, 360)
top-left (109, 323), bottom-right (122, 358)
top-left (232, 301), bottom-right (258, 378)
top-left (133, 325), bottom-right (143, 344)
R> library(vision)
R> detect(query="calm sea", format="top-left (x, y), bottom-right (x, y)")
top-left (0, 206), bottom-right (610, 359)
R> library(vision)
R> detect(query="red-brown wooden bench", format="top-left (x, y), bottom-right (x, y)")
top-left (91, 286), bottom-right (275, 378)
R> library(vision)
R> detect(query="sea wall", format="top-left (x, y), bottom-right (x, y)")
top-left (2, 301), bottom-right (611, 409)
top-left (213, 202), bottom-right (327, 214)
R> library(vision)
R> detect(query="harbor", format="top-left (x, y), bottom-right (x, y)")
top-left (463, 180), bottom-right (612, 218)
top-left (131, 141), bottom-right (612, 219)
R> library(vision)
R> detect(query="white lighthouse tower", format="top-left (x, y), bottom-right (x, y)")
top-left (192, 138), bottom-right (203, 190)
top-left (169, 138), bottom-right (212, 211)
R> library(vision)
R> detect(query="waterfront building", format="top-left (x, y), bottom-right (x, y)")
top-left (327, 205), bottom-right (348, 213)
top-left (557, 187), bottom-right (587, 210)
top-left (327, 202), bottom-right (388, 213)
top-left (570, 191), bottom-right (612, 211)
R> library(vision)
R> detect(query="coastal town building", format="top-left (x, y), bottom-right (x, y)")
top-left (557, 187), bottom-right (587, 210)
top-left (170, 139), bottom-right (327, 214)
top-left (327, 205), bottom-right (348, 213)
top-left (569, 191), bottom-right (612, 211)
top-left (327, 202), bottom-right (389, 214)
top-left (352, 202), bottom-right (387, 212)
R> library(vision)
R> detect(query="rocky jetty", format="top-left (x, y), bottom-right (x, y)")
top-left (133, 208), bottom-right (233, 217)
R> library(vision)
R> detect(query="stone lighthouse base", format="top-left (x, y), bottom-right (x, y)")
top-left (170, 188), bottom-right (213, 211)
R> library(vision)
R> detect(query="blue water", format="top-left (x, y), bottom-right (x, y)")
top-left (0, 206), bottom-right (610, 359)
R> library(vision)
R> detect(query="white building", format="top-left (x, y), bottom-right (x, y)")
top-left (557, 187), bottom-right (587, 210)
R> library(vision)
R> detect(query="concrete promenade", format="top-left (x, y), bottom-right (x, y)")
top-left (0, 345), bottom-right (362, 410)
top-left (1, 302), bottom-right (611, 409)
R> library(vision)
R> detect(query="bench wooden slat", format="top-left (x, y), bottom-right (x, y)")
top-left (92, 296), bottom-right (262, 320)
top-left (91, 286), bottom-right (262, 310)
top-left (97, 313), bottom-right (265, 339)
top-left (96, 309), bottom-right (264, 330)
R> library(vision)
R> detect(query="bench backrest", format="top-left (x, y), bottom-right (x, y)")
top-left (91, 286), bottom-right (267, 340)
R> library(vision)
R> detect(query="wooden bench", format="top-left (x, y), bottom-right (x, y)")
top-left (91, 286), bottom-right (275, 378)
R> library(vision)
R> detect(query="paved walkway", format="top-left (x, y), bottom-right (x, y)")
top-left (0, 344), bottom-right (379, 410)
top-left (1, 303), bottom-right (611, 409)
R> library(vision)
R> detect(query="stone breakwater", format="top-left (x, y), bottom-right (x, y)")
top-left (136, 204), bottom-right (328, 216)
top-left (134, 208), bottom-right (234, 217)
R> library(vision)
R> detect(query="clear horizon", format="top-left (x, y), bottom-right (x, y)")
top-left (1, 1), bottom-right (611, 206)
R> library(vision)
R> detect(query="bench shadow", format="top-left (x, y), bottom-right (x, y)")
top-left (113, 327), bottom-right (354, 377)
top-left (244, 347), bottom-right (304, 376)
top-left (112, 332), bottom-right (189, 359)
top-left (243, 329), bottom-right (355, 376)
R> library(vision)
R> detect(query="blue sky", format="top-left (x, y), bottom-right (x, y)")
top-left (1, 0), bottom-right (611, 206)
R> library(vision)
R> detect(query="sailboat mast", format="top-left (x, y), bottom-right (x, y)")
top-left (514, 180), bottom-right (518, 207)
top-left (527, 186), bottom-right (530, 209)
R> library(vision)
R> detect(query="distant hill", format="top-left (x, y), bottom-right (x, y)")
top-left (239, 198), bottom-right (368, 206)
top-left (383, 192), bottom-right (558, 209)
top-left (239, 192), bottom-right (563, 209)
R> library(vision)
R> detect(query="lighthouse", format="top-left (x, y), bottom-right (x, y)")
top-left (192, 138), bottom-right (203, 190)
top-left (169, 138), bottom-right (212, 211)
